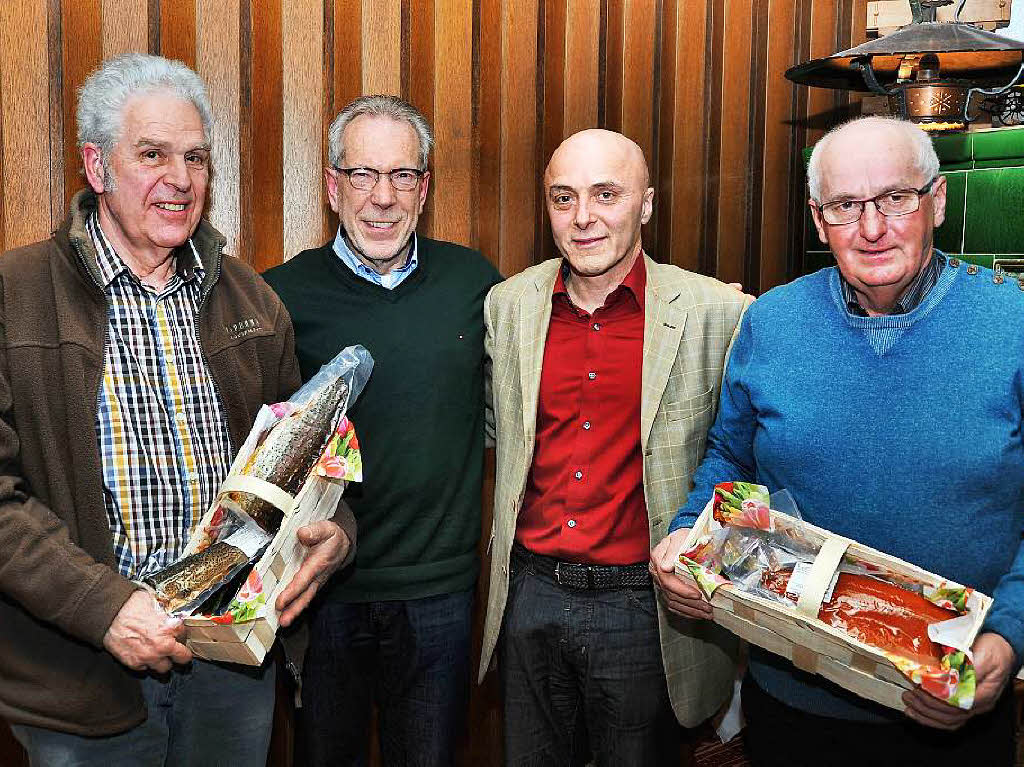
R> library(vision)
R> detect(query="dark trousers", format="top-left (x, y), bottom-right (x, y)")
top-left (300, 589), bottom-right (474, 767)
top-left (499, 558), bottom-right (677, 767)
top-left (742, 674), bottom-right (1016, 767)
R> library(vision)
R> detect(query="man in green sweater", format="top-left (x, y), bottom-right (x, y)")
top-left (263, 95), bottom-right (501, 767)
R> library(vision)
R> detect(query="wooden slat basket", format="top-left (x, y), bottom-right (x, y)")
top-left (676, 504), bottom-right (992, 711)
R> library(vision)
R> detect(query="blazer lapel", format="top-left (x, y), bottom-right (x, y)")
top-left (518, 263), bottom-right (558, 447)
top-left (641, 260), bottom-right (688, 450)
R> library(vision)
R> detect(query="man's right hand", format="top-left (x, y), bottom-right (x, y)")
top-left (650, 527), bottom-right (713, 620)
top-left (102, 590), bottom-right (192, 673)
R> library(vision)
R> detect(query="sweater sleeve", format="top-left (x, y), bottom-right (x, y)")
top-left (668, 310), bottom-right (759, 532)
top-left (0, 280), bottom-right (136, 649)
top-left (981, 539), bottom-right (1024, 668)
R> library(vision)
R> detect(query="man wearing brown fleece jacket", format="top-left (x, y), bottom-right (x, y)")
top-left (0, 54), bottom-right (354, 766)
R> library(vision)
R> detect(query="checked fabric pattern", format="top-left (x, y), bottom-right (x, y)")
top-left (90, 214), bottom-right (233, 580)
top-left (480, 254), bottom-right (752, 727)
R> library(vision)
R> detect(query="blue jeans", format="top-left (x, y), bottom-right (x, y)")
top-left (10, 659), bottom-right (275, 767)
top-left (300, 590), bottom-right (474, 767)
top-left (500, 563), bottom-right (677, 767)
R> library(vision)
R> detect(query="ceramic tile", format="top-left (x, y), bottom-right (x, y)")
top-left (971, 127), bottom-right (1024, 163)
top-left (934, 171), bottom-right (966, 255)
top-left (963, 168), bottom-right (1024, 253)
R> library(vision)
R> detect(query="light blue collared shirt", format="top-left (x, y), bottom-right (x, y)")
top-left (333, 228), bottom-right (419, 290)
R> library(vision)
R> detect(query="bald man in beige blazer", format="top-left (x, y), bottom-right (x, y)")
top-left (479, 129), bottom-right (751, 765)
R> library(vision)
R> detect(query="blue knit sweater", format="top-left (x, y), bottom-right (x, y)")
top-left (670, 261), bottom-right (1024, 721)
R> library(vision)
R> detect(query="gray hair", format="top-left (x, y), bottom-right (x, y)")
top-left (807, 116), bottom-right (939, 201)
top-left (327, 95), bottom-right (433, 170)
top-left (77, 53), bottom-right (214, 183)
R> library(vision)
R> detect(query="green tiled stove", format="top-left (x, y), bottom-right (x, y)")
top-left (803, 126), bottom-right (1024, 276)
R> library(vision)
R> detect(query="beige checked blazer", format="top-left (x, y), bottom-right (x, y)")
top-left (478, 254), bottom-right (752, 727)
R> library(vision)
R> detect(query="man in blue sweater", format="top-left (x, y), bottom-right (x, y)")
top-left (651, 116), bottom-right (1024, 765)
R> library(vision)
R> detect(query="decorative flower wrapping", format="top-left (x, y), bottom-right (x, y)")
top-left (678, 481), bottom-right (979, 709)
top-left (212, 569), bottom-right (267, 625)
top-left (315, 417), bottom-right (362, 482)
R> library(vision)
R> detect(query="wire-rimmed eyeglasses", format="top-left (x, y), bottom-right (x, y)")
top-left (333, 166), bottom-right (426, 192)
top-left (816, 177), bottom-right (938, 226)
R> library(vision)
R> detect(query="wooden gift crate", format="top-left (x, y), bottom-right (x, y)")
top-left (677, 504), bottom-right (993, 711)
top-left (180, 443), bottom-right (346, 665)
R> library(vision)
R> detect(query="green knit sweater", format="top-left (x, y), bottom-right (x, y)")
top-left (263, 237), bottom-right (501, 601)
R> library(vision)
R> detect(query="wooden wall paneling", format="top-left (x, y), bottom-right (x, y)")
top-left (241, 0), bottom-right (284, 271)
top-left (102, 0), bottom-right (149, 57)
top-left (805, 0), bottom-right (842, 144)
top-left (281, 0), bottom-right (325, 260)
top-left (614, 0), bottom-right (656, 165)
top-left (498, 0), bottom-right (540, 277)
top-left (159, 0), bottom-right (197, 68)
top-left (708, 0), bottom-right (753, 286)
top-left (430, 0), bottom-right (473, 246)
top-left (840, 0), bottom-right (868, 115)
top-left (603, 0), bottom-right (623, 131)
top-left (196, 0), bottom-right (241, 257)
top-left (331, 0), bottom-right (363, 116)
top-left (657, 0), bottom-right (709, 274)
top-left (60, 0), bottom-right (103, 213)
top-left (477, 0), bottom-right (502, 270)
top-left (409, 0), bottom-right (436, 236)
top-left (756, 0), bottom-right (798, 292)
top-left (361, 0), bottom-right (402, 95)
top-left (1, 0), bottom-right (54, 250)
top-left (563, 0), bottom-right (599, 135)
top-left (46, 0), bottom-right (64, 232)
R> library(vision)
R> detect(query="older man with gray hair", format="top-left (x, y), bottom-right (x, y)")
top-left (652, 115), bottom-right (1024, 766)
top-left (0, 53), bottom-right (354, 765)
top-left (264, 94), bottom-right (501, 766)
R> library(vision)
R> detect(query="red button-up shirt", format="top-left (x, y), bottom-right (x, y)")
top-left (515, 255), bottom-right (649, 565)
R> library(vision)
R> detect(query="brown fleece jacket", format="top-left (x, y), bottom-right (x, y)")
top-left (0, 190), bottom-right (355, 736)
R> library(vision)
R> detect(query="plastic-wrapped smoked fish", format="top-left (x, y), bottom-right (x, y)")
top-left (762, 568), bottom-right (958, 666)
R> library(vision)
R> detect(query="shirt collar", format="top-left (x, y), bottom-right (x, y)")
top-left (839, 249), bottom-right (945, 317)
top-left (88, 213), bottom-right (204, 290)
top-left (333, 228), bottom-right (418, 288)
top-left (553, 252), bottom-right (647, 313)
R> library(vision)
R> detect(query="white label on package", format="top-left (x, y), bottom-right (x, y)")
top-left (785, 562), bottom-right (839, 604)
top-left (224, 526), bottom-right (267, 558)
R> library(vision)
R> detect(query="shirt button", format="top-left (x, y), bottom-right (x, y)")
top-left (592, 322), bottom-right (601, 331)
top-left (588, 372), bottom-right (597, 380)
top-left (187, 471), bottom-right (200, 483)
top-left (583, 421), bottom-right (591, 430)
top-left (174, 411), bottom-right (187, 423)
top-left (567, 519), bottom-right (577, 528)
top-left (574, 470), bottom-right (583, 480)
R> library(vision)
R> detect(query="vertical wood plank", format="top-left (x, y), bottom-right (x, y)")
top-left (196, 0), bottom-right (241, 256)
top-left (499, 0), bottom-right (539, 277)
top-left (757, 0), bottom-right (797, 292)
top-left (657, 0), bottom-right (708, 273)
top-left (47, 0), bottom-right (65, 231)
top-left (603, 0), bottom-right (624, 131)
top-left (617, 0), bottom-right (656, 161)
top-left (159, 0), bottom-right (197, 68)
top-left (242, 0), bottom-right (283, 270)
top-left (478, 0), bottom-right (502, 269)
top-left (563, 0), bottom-right (599, 134)
top-left (361, 0), bottom-right (402, 94)
top-left (60, 0), bottom-right (103, 211)
top-left (806, 0), bottom-right (840, 143)
top-left (281, 0), bottom-right (325, 259)
top-left (408, 0), bottom-right (436, 236)
top-left (0, 0), bottom-right (54, 249)
top-left (102, 0), bottom-right (149, 57)
top-left (710, 0), bottom-right (753, 285)
top-left (332, 0), bottom-right (363, 113)
top-left (431, 0), bottom-right (473, 245)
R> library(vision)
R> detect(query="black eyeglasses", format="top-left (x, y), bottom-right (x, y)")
top-left (334, 166), bottom-right (425, 192)
top-left (817, 177), bottom-right (937, 226)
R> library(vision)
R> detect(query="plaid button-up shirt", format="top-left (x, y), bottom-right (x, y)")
top-left (90, 214), bottom-right (233, 579)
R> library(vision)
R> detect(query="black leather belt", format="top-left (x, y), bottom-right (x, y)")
top-left (511, 543), bottom-right (651, 590)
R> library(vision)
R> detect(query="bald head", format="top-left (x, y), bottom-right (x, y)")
top-left (545, 129), bottom-right (650, 189)
top-left (543, 128), bottom-right (655, 287)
